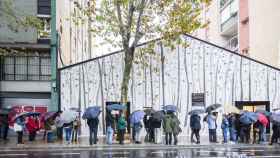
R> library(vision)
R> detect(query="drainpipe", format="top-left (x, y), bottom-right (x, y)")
top-left (50, 0), bottom-right (58, 111)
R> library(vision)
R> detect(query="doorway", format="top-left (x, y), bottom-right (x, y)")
top-left (235, 101), bottom-right (270, 133)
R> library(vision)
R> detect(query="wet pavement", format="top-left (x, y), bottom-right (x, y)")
top-left (0, 145), bottom-right (280, 158)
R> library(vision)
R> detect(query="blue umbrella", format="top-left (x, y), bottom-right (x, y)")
top-left (130, 110), bottom-right (145, 124)
top-left (162, 105), bottom-right (177, 112)
top-left (107, 104), bottom-right (126, 111)
top-left (13, 112), bottom-right (41, 121)
top-left (240, 112), bottom-right (258, 124)
top-left (82, 106), bottom-right (101, 119)
top-left (255, 109), bottom-right (271, 116)
top-left (189, 109), bottom-right (205, 115)
top-left (271, 113), bottom-right (280, 123)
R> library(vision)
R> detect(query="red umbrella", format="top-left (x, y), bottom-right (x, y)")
top-left (258, 113), bottom-right (268, 127)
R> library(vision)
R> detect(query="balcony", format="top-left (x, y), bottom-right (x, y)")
top-left (220, 0), bottom-right (238, 37)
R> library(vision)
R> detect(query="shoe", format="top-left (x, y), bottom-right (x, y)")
top-left (196, 141), bottom-right (200, 144)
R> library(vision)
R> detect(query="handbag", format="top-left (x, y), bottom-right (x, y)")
top-left (14, 123), bottom-right (23, 132)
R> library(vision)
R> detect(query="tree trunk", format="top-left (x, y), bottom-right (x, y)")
top-left (120, 48), bottom-right (134, 104)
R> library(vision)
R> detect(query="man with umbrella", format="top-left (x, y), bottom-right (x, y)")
top-left (82, 106), bottom-right (101, 145)
top-left (204, 112), bottom-right (218, 143)
top-left (130, 110), bottom-right (145, 144)
top-left (189, 109), bottom-right (203, 144)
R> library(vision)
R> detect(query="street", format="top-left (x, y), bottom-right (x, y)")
top-left (1, 145), bottom-right (280, 158)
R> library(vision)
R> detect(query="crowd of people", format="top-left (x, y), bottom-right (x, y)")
top-left (2, 107), bottom-right (280, 146)
top-left (189, 111), bottom-right (280, 145)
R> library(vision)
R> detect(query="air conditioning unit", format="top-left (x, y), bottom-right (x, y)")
top-left (227, 36), bottom-right (238, 52)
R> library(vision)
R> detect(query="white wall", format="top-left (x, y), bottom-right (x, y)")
top-left (0, 81), bottom-right (51, 92)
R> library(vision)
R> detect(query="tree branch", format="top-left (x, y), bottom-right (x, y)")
top-left (126, 0), bottom-right (135, 45)
top-left (132, 0), bottom-right (145, 48)
top-left (115, 0), bottom-right (128, 50)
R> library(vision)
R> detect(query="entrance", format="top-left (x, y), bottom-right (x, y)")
top-left (235, 101), bottom-right (270, 133)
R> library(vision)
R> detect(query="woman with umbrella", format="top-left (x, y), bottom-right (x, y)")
top-left (26, 115), bottom-right (40, 141)
top-left (14, 116), bottom-right (25, 144)
top-left (130, 110), bottom-right (145, 144)
top-left (106, 110), bottom-right (114, 145)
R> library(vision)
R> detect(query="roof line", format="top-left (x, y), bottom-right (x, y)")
top-left (59, 34), bottom-right (280, 72)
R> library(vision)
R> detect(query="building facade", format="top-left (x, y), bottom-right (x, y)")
top-left (59, 34), bottom-right (280, 136)
top-left (0, 0), bottom-right (51, 113)
top-left (195, 0), bottom-right (280, 68)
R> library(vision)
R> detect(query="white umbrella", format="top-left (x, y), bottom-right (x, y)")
top-left (61, 110), bottom-right (78, 124)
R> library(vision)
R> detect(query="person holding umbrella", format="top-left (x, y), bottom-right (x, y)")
top-left (106, 110), bottom-right (115, 145)
top-left (130, 110), bottom-right (144, 144)
top-left (26, 116), bottom-right (39, 141)
top-left (82, 106), bottom-right (101, 145)
top-left (14, 116), bottom-right (25, 144)
top-left (204, 112), bottom-right (218, 143)
top-left (55, 111), bottom-right (63, 141)
top-left (221, 114), bottom-right (229, 143)
top-left (117, 110), bottom-right (127, 145)
top-left (190, 113), bottom-right (201, 144)
top-left (163, 111), bottom-right (173, 145)
top-left (171, 113), bottom-right (181, 145)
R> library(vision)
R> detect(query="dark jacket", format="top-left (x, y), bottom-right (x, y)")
top-left (151, 118), bottom-right (162, 128)
top-left (106, 112), bottom-right (114, 128)
top-left (190, 114), bottom-right (201, 130)
top-left (87, 118), bottom-right (99, 129)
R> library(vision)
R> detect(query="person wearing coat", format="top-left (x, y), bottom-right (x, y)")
top-left (0, 114), bottom-right (9, 140)
top-left (228, 113), bottom-right (237, 143)
top-left (117, 111), bottom-right (127, 145)
top-left (26, 116), bottom-right (39, 141)
top-left (106, 110), bottom-right (115, 145)
top-left (221, 114), bottom-right (229, 143)
top-left (163, 112), bottom-right (173, 145)
top-left (204, 112), bottom-right (218, 143)
top-left (270, 121), bottom-right (280, 145)
top-left (171, 113), bottom-right (181, 145)
top-left (87, 118), bottom-right (99, 145)
top-left (14, 116), bottom-right (25, 144)
top-left (151, 116), bottom-right (162, 144)
top-left (190, 114), bottom-right (201, 144)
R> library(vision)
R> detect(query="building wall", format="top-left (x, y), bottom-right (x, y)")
top-left (0, 0), bottom-right (37, 43)
top-left (56, 0), bottom-right (94, 67)
top-left (239, 0), bottom-right (249, 55)
top-left (248, 0), bottom-right (280, 68)
top-left (60, 35), bottom-right (280, 136)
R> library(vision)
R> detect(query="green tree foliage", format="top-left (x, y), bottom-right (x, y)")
top-left (0, 0), bottom-right (43, 56)
top-left (74, 0), bottom-right (211, 103)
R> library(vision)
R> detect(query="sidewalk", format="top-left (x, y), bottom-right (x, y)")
top-left (0, 135), bottom-right (274, 151)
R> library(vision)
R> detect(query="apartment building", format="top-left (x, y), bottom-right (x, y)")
top-left (196, 0), bottom-right (280, 67)
top-left (0, 0), bottom-right (52, 113)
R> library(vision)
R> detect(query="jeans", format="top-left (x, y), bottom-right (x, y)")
top-left (209, 129), bottom-right (217, 142)
top-left (89, 127), bottom-right (98, 145)
top-left (64, 127), bottom-right (72, 142)
top-left (165, 133), bottom-right (172, 145)
top-left (240, 126), bottom-right (250, 143)
top-left (260, 125), bottom-right (266, 142)
top-left (229, 127), bottom-right (237, 142)
top-left (173, 133), bottom-right (178, 145)
top-left (106, 126), bottom-right (114, 145)
top-left (17, 131), bottom-right (23, 144)
top-left (222, 128), bottom-right (228, 143)
top-left (191, 129), bottom-right (200, 143)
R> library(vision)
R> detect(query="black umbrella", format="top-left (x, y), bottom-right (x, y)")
top-left (206, 104), bottom-right (222, 113)
top-left (188, 109), bottom-right (205, 115)
top-left (144, 108), bottom-right (155, 115)
top-left (153, 110), bottom-right (165, 121)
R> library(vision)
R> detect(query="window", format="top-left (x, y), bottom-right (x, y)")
top-left (220, 0), bottom-right (238, 24)
top-left (38, 17), bottom-right (51, 39)
top-left (1, 56), bottom-right (51, 81)
top-left (38, 0), bottom-right (51, 15)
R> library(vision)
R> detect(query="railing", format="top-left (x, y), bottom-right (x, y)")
top-left (0, 56), bottom-right (51, 81)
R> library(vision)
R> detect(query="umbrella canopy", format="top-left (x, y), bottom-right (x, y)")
top-left (107, 104), bottom-right (126, 111)
top-left (257, 113), bottom-right (269, 127)
top-left (206, 104), bottom-right (222, 113)
top-left (82, 106), bottom-right (101, 119)
top-left (60, 110), bottom-right (78, 124)
top-left (271, 113), bottom-right (280, 123)
top-left (130, 110), bottom-right (145, 124)
top-left (153, 110), bottom-right (165, 121)
top-left (41, 111), bottom-right (57, 121)
top-left (13, 112), bottom-right (41, 121)
top-left (188, 109), bottom-right (205, 115)
top-left (162, 105), bottom-right (177, 112)
top-left (255, 109), bottom-right (271, 116)
top-left (223, 105), bottom-right (240, 114)
top-left (239, 112), bottom-right (258, 125)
